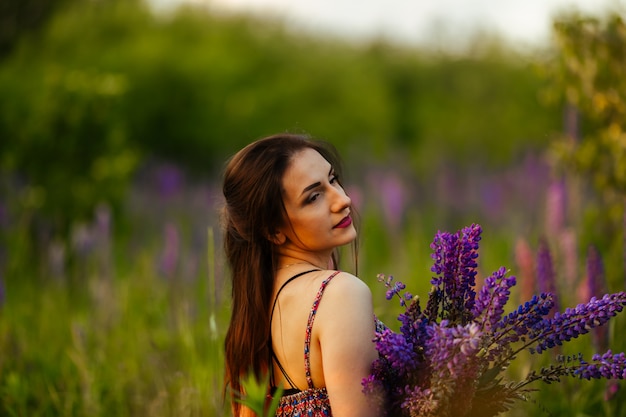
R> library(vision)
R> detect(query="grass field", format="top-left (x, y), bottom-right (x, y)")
top-left (2, 160), bottom-right (625, 416)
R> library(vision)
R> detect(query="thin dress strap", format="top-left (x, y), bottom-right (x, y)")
top-left (304, 271), bottom-right (340, 389)
top-left (269, 269), bottom-right (319, 390)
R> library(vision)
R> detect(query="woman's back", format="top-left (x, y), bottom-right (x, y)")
top-left (270, 268), bottom-right (379, 417)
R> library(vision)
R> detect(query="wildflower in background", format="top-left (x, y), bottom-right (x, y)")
top-left (344, 185), bottom-right (363, 213)
top-left (581, 245), bottom-right (620, 400)
top-left (155, 163), bottom-right (184, 200)
top-left (160, 222), bottom-right (180, 278)
top-left (582, 245), bottom-right (609, 352)
top-left (95, 204), bottom-right (113, 280)
top-left (536, 238), bottom-right (560, 315)
top-left (365, 224), bottom-right (626, 417)
top-left (559, 228), bottom-right (578, 286)
top-left (368, 171), bottom-right (408, 232)
top-left (545, 179), bottom-right (566, 238)
top-left (71, 222), bottom-right (96, 258)
top-left (514, 237), bottom-right (535, 304)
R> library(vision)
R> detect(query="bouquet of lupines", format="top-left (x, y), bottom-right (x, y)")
top-left (363, 224), bottom-right (626, 417)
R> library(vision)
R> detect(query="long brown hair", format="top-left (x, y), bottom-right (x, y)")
top-left (222, 133), bottom-right (349, 415)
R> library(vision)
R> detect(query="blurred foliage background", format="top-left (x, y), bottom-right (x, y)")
top-left (1, 0), bottom-right (626, 415)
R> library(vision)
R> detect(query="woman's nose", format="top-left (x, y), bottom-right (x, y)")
top-left (331, 186), bottom-right (351, 212)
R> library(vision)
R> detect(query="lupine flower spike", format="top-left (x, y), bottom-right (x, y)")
top-left (364, 224), bottom-right (626, 417)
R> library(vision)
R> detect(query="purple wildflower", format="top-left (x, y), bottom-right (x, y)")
top-left (401, 386), bottom-right (438, 416)
top-left (536, 238), bottom-right (560, 314)
top-left (366, 224), bottom-right (626, 417)
top-left (378, 172), bottom-right (408, 231)
top-left (472, 267), bottom-right (516, 331)
top-left (493, 293), bottom-right (555, 346)
top-left (575, 350), bottom-right (626, 380)
top-left (398, 300), bottom-right (428, 346)
top-left (374, 328), bottom-right (419, 376)
top-left (424, 322), bottom-right (483, 416)
top-left (530, 292), bottom-right (626, 354)
top-left (378, 274), bottom-right (412, 307)
top-left (545, 179), bottom-right (566, 238)
top-left (361, 374), bottom-right (387, 412)
top-left (425, 322), bottom-right (482, 379)
top-left (514, 237), bottom-right (536, 304)
top-left (604, 380), bottom-right (620, 401)
top-left (155, 163), bottom-right (184, 200)
top-left (584, 245), bottom-right (609, 352)
top-left (428, 224), bottom-right (481, 324)
top-left (489, 293), bottom-right (555, 365)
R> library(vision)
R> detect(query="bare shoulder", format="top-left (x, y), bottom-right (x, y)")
top-left (316, 270), bottom-right (373, 311)
top-left (323, 270), bottom-right (371, 294)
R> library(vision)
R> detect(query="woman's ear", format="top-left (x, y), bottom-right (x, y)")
top-left (268, 230), bottom-right (286, 246)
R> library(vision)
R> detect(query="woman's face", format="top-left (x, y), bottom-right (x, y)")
top-left (276, 148), bottom-right (356, 257)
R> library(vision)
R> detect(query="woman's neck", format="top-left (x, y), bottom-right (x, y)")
top-left (276, 255), bottom-right (329, 271)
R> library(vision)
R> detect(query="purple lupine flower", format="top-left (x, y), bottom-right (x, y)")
top-left (494, 293), bottom-right (555, 344)
top-left (378, 274), bottom-right (412, 307)
top-left (380, 173), bottom-right (408, 231)
top-left (458, 224), bottom-right (481, 313)
top-left (536, 238), bottom-right (560, 315)
top-left (424, 322), bottom-right (483, 416)
top-left (489, 293), bottom-right (555, 364)
top-left (472, 267), bottom-right (516, 332)
top-left (401, 386), bottom-right (438, 416)
top-left (545, 179), bottom-right (566, 238)
top-left (374, 328), bottom-right (419, 376)
top-left (514, 237), bottom-right (536, 304)
top-left (429, 224), bottom-right (481, 324)
top-left (366, 224), bottom-right (626, 417)
top-left (584, 245), bottom-right (609, 352)
top-left (361, 374), bottom-right (387, 413)
top-left (425, 322), bottom-right (482, 380)
top-left (368, 171), bottom-right (408, 231)
top-left (398, 300), bottom-right (428, 345)
top-left (575, 350), bottom-right (626, 380)
top-left (530, 292), bottom-right (626, 354)
top-left (604, 380), bottom-right (620, 401)
top-left (155, 163), bottom-right (184, 200)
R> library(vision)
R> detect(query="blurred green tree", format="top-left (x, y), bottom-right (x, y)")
top-left (541, 11), bottom-right (626, 291)
top-left (0, 0), bottom-right (561, 272)
top-left (546, 13), bottom-right (626, 195)
top-left (0, 0), bottom-right (75, 59)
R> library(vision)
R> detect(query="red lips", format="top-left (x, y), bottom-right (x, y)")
top-left (334, 215), bottom-right (352, 229)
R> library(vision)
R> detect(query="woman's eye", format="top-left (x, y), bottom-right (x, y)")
top-left (330, 175), bottom-right (339, 184)
top-left (308, 193), bottom-right (320, 203)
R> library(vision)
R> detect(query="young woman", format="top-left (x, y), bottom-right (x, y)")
top-left (222, 134), bottom-right (381, 417)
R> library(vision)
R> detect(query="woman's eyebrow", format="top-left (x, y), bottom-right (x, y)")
top-left (299, 167), bottom-right (333, 196)
top-left (300, 181), bottom-right (321, 196)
